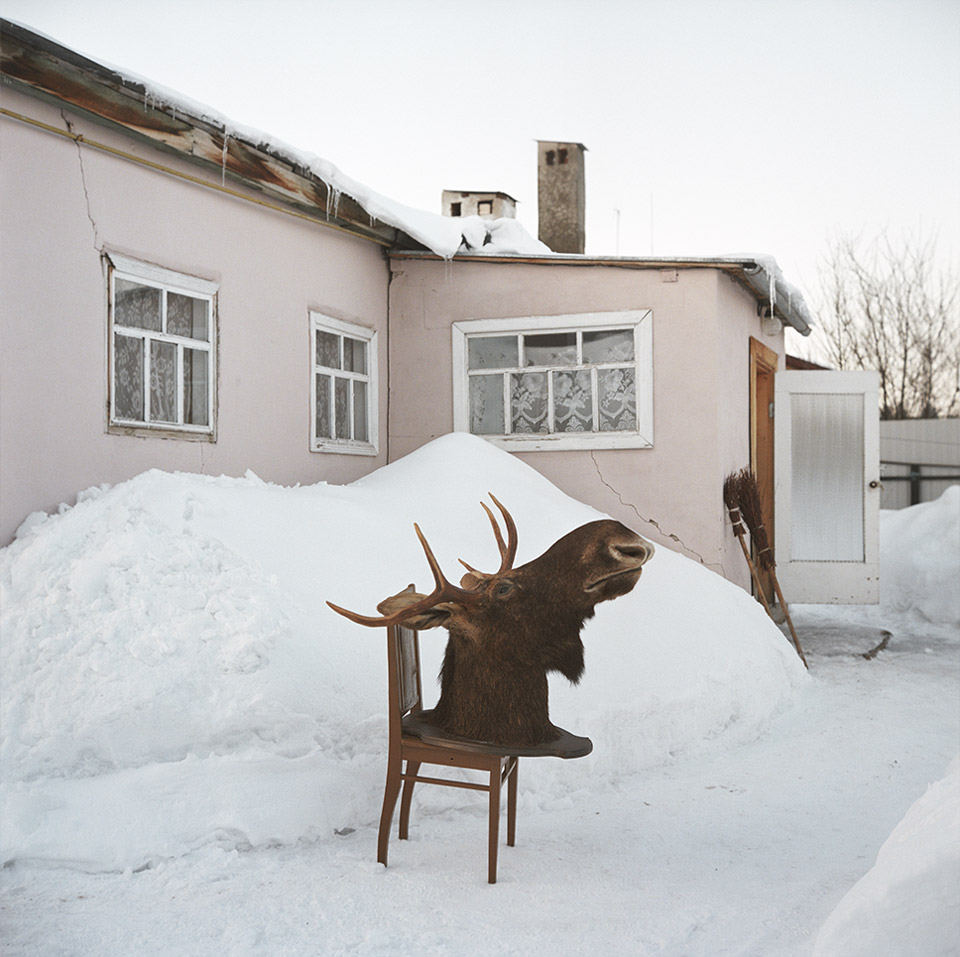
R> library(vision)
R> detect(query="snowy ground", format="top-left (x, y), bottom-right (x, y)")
top-left (1, 436), bottom-right (957, 955)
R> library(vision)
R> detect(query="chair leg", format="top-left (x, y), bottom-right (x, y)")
top-left (378, 759), bottom-right (402, 867)
top-left (507, 757), bottom-right (518, 848)
top-left (488, 761), bottom-right (502, 884)
top-left (398, 760), bottom-right (420, 840)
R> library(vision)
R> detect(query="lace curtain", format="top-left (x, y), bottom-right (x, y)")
top-left (469, 327), bottom-right (638, 436)
top-left (113, 278), bottom-right (210, 427)
top-left (314, 329), bottom-right (369, 442)
top-left (114, 335), bottom-right (143, 420)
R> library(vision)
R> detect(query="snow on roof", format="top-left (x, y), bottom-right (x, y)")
top-left (3, 18), bottom-right (544, 260)
top-left (3, 18), bottom-right (816, 308)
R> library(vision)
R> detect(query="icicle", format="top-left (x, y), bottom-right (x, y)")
top-left (330, 186), bottom-right (341, 220)
top-left (221, 133), bottom-right (229, 186)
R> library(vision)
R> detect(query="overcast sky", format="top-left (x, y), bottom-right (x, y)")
top-left (2, 0), bottom-right (958, 330)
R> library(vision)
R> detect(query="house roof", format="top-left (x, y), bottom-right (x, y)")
top-left (390, 250), bottom-right (814, 335)
top-left (0, 18), bottom-right (466, 256)
top-left (1, 19), bottom-right (813, 334)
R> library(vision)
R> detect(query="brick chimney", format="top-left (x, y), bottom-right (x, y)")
top-left (537, 141), bottom-right (586, 253)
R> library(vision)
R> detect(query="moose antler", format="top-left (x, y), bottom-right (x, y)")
top-left (327, 519), bottom-right (482, 627)
top-left (458, 493), bottom-right (518, 577)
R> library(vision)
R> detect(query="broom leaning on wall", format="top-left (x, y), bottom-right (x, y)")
top-left (723, 469), bottom-right (808, 669)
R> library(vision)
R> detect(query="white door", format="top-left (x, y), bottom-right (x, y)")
top-left (774, 370), bottom-right (880, 603)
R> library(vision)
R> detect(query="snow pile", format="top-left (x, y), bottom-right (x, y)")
top-left (458, 215), bottom-right (552, 255)
top-left (813, 757), bottom-right (960, 957)
top-left (797, 485), bottom-right (960, 641)
top-left (0, 434), bottom-right (806, 869)
top-left (878, 486), bottom-right (960, 627)
top-left (806, 486), bottom-right (960, 955)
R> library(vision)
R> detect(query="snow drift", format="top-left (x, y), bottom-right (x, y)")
top-left (808, 486), bottom-right (960, 955)
top-left (0, 434), bottom-right (807, 869)
top-left (878, 485), bottom-right (960, 627)
top-left (813, 757), bottom-right (960, 957)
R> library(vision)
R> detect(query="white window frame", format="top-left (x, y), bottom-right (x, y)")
top-left (106, 253), bottom-right (217, 439)
top-left (452, 310), bottom-right (653, 451)
top-left (310, 312), bottom-right (379, 456)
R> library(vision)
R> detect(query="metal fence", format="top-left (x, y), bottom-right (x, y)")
top-left (879, 419), bottom-right (960, 509)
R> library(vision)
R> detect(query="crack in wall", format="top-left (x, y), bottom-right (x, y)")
top-left (63, 112), bottom-right (101, 250)
top-left (590, 451), bottom-right (725, 574)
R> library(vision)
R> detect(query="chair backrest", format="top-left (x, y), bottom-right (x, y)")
top-left (396, 624), bottom-right (421, 716)
top-left (386, 585), bottom-right (423, 725)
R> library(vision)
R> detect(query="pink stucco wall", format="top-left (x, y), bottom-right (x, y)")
top-left (0, 89), bottom-right (390, 544)
top-left (387, 256), bottom-right (785, 586)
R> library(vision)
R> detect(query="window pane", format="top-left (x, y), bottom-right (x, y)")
top-left (511, 372), bottom-right (549, 433)
top-left (183, 347), bottom-right (209, 426)
top-left (343, 337), bottom-right (367, 374)
top-left (583, 329), bottom-right (634, 363)
top-left (168, 293), bottom-right (209, 340)
top-left (353, 380), bottom-right (368, 442)
top-left (115, 279), bottom-right (161, 331)
top-left (554, 370), bottom-right (593, 433)
top-left (315, 373), bottom-right (332, 439)
top-left (468, 336), bottom-right (518, 370)
top-left (598, 368), bottom-right (637, 431)
top-left (316, 330), bottom-right (340, 369)
top-left (150, 340), bottom-right (178, 423)
top-left (114, 334), bottom-right (144, 420)
top-left (524, 333), bottom-right (577, 367)
top-left (469, 374), bottom-right (504, 434)
top-left (334, 377), bottom-right (350, 439)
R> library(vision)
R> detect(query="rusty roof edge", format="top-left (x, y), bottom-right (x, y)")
top-left (0, 18), bottom-right (425, 252)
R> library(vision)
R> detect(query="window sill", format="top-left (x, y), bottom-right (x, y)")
top-left (108, 422), bottom-right (216, 442)
top-left (476, 432), bottom-right (653, 452)
top-left (311, 440), bottom-right (379, 456)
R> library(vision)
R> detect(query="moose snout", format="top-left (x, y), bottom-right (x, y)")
top-left (612, 539), bottom-right (655, 567)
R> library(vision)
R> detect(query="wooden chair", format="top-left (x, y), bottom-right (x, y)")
top-left (379, 613), bottom-right (593, 884)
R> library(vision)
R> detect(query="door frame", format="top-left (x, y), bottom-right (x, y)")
top-left (749, 337), bottom-right (779, 604)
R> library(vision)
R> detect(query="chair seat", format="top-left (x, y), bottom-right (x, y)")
top-left (403, 709), bottom-right (593, 759)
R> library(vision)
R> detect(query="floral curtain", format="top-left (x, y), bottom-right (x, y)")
top-left (113, 278), bottom-right (210, 427)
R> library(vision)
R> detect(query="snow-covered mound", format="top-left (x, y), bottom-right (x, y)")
top-left (458, 215), bottom-right (552, 255)
top-left (796, 485), bottom-right (959, 642)
top-left (879, 486), bottom-right (959, 627)
top-left (0, 434), bottom-right (806, 869)
top-left (813, 757), bottom-right (960, 957)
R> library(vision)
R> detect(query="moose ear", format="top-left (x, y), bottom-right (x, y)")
top-left (459, 570), bottom-right (489, 590)
top-left (376, 589), bottom-right (452, 630)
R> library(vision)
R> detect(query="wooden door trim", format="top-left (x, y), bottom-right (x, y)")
top-left (749, 337), bottom-right (779, 603)
top-left (750, 337), bottom-right (779, 473)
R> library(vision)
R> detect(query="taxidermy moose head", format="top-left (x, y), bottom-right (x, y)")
top-left (327, 496), bottom-right (654, 747)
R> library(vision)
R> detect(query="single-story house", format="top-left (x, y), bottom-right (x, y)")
top-left (1, 19), bottom-right (879, 602)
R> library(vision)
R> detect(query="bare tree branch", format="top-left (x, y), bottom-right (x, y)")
top-left (811, 229), bottom-right (960, 419)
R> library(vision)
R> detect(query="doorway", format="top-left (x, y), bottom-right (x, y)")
top-left (749, 337), bottom-right (778, 605)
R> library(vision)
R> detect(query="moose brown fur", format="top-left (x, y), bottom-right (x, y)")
top-left (328, 496), bottom-right (654, 747)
